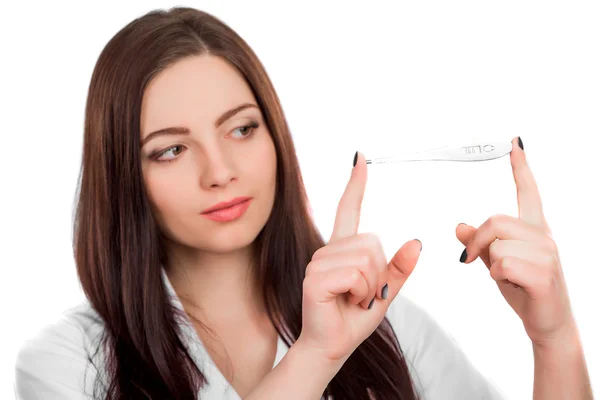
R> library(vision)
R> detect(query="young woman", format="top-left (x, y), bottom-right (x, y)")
top-left (15, 7), bottom-right (592, 400)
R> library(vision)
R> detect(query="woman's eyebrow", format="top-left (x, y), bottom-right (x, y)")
top-left (141, 102), bottom-right (258, 147)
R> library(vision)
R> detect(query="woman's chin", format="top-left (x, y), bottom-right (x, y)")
top-left (197, 225), bottom-right (261, 254)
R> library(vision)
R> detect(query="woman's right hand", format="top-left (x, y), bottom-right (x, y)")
top-left (297, 151), bottom-right (422, 364)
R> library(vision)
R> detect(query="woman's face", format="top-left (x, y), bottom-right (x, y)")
top-left (140, 55), bottom-right (277, 255)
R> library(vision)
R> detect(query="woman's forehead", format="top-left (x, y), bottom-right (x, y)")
top-left (141, 55), bottom-right (255, 135)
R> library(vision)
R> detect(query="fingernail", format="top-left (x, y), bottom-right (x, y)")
top-left (368, 297), bottom-right (375, 309)
top-left (381, 283), bottom-right (389, 299)
top-left (518, 137), bottom-right (524, 150)
top-left (414, 239), bottom-right (422, 251)
top-left (353, 151), bottom-right (358, 167)
top-left (460, 248), bottom-right (468, 263)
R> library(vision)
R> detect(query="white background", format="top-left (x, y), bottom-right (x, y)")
top-left (1, 1), bottom-right (599, 399)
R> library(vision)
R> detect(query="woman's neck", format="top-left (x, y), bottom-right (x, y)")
top-left (164, 242), bottom-right (267, 328)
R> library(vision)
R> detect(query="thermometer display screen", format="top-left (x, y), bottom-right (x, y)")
top-left (463, 145), bottom-right (481, 155)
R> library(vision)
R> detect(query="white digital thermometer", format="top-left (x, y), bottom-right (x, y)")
top-left (365, 140), bottom-right (513, 164)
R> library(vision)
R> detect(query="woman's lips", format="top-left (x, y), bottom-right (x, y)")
top-left (201, 198), bottom-right (252, 222)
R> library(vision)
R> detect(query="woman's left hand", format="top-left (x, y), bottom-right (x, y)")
top-left (455, 136), bottom-right (576, 348)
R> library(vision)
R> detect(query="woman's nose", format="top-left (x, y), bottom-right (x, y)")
top-left (200, 148), bottom-right (237, 188)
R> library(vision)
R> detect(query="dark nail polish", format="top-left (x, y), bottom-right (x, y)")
top-left (414, 239), bottom-right (422, 251)
top-left (460, 248), bottom-right (468, 263)
top-left (353, 151), bottom-right (358, 167)
top-left (381, 283), bottom-right (389, 299)
top-left (368, 297), bottom-right (375, 309)
top-left (518, 137), bottom-right (524, 150)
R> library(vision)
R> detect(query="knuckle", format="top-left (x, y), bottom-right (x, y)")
top-left (311, 247), bottom-right (324, 261)
top-left (305, 260), bottom-right (317, 276)
top-left (488, 213), bottom-right (506, 228)
top-left (498, 257), bottom-right (511, 272)
top-left (348, 268), bottom-right (362, 285)
top-left (543, 236), bottom-right (558, 253)
top-left (359, 232), bottom-right (382, 251)
top-left (550, 253), bottom-right (561, 268)
top-left (355, 253), bottom-right (376, 285)
top-left (367, 248), bottom-right (379, 269)
top-left (360, 233), bottom-right (385, 267)
top-left (367, 252), bottom-right (380, 277)
top-left (355, 249), bottom-right (374, 271)
top-left (366, 232), bottom-right (382, 249)
top-left (539, 273), bottom-right (557, 294)
top-left (357, 251), bottom-right (372, 269)
top-left (488, 240), bottom-right (501, 260)
top-left (543, 252), bottom-right (557, 268)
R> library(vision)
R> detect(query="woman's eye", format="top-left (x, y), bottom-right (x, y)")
top-left (231, 121), bottom-right (259, 139)
top-left (156, 145), bottom-right (184, 162)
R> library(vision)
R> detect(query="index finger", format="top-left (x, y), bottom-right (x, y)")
top-left (329, 151), bottom-right (368, 242)
top-left (510, 137), bottom-right (549, 232)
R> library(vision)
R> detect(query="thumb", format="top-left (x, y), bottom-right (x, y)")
top-left (456, 222), bottom-right (475, 246)
top-left (456, 223), bottom-right (491, 267)
top-left (384, 239), bottom-right (422, 304)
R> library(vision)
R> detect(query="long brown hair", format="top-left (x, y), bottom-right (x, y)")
top-left (74, 7), bottom-right (420, 399)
